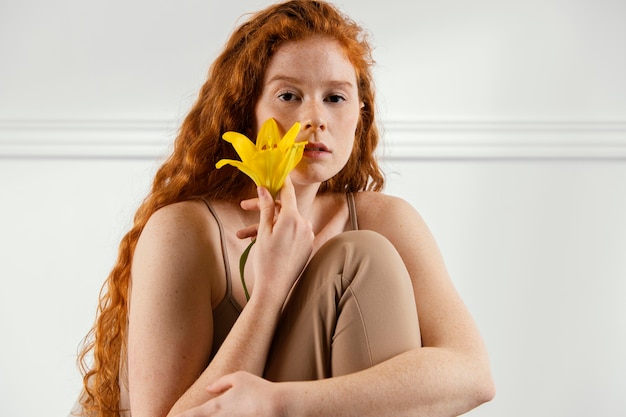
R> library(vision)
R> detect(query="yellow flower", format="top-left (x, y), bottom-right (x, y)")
top-left (216, 118), bottom-right (307, 301)
top-left (216, 118), bottom-right (307, 198)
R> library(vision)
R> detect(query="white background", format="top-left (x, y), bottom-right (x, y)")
top-left (1, 1), bottom-right (625, 416)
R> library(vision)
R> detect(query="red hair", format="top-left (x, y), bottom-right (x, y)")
top-left (76, 1), bottom-right (383, 415)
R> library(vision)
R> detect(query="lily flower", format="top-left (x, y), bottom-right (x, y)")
top-left (216, 118), bottom-right (307, 301)
top-left (216, 118), bottom-right (307, 198)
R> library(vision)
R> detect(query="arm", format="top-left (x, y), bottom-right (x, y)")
top-left (127, 200), bottom-right (217, 417)
top-left (127, 181), bottom-right (313, 417)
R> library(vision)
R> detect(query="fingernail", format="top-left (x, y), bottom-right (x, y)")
top-left (257, 187), bottom-right (267, 198)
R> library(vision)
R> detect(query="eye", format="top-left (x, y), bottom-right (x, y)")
top-left (278, 92), bottom-right (299, 102)
top-left (325, 94), bottom-right (346, 103)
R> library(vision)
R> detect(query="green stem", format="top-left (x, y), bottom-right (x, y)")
top-left (239, 239), bottom-right (256, 301)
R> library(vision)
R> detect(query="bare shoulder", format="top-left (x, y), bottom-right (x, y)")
top-left (143, 199), bottom-right (214, 235)
top-left (133, 199), bottom-right (225, 307)
top-left (139, 199), bottom-right (227, 253)
top-left (353, 191), bottom-right (413, 213)
top-left (137, 200), bottom-right (218, 269)
top-left (353, 191), bottom-right (428, 237)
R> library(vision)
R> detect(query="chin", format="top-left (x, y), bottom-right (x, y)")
top-left (290, 167), bottom-right (337, 187)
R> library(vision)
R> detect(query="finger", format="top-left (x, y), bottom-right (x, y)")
top-left (205, 371), bottom-right (246, 394)
top-left (277, 175), bottom-right (297, 212)
top-left (236, 224), bottom-right (258, 239)
top-left (240, 197), bottom-right (260, 211)
top-left (257, 186), bottom-right (275, 235)
top-left (273, 200), bottom-right (282, 216)
top-left (205, 380), bottom-right (232, 395)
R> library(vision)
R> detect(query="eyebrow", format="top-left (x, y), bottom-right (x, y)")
top-left (266, 75), bottom-right (356, 89)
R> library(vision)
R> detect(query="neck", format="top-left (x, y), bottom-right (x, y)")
top-left (293, 181), bottom-right (350, 245)
top-left (292, 181), bottom-right (322, 221)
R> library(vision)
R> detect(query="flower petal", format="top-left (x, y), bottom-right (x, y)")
top-left (278, 122), bottom-right (301, 152)
top-left (276, 143), bottom-right (306, 190)
top-left (215, 158), bottom-right (262, 187)
top-left (257, 118), bottom-right (281, 150)
top-left (222, 132), bottom-right (258, 163)
top-left (261, 148), bottom-right (285, 196)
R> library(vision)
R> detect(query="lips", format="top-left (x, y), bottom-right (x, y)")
top-left (304, 142), bottom-right (329, 152)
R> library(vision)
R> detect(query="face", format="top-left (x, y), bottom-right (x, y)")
top-left (255, 36), bottom-right (361, 187)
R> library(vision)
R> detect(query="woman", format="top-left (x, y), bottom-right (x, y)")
top-left (74, 1), bottom-right (495, 416)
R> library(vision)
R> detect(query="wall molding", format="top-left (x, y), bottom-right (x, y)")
top-left (1, 118), bottom-right (626, 160)
top-left (381, 120), bottom-right (626, 160)
top-left (0, 119), bottom-right (177, 160)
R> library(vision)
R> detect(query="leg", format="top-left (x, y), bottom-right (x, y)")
top-left (264, 230), bottom-right (421, 381)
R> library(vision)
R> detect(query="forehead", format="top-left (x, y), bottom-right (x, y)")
top-left (264, 37), bottom-right (357, 84)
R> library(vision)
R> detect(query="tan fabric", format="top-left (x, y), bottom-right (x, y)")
top-left (265, 230), bottom-right (421, 380)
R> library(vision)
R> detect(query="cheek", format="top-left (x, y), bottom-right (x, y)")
top-left (339, 136), bottom-right (356, 167)
top-left (254, 97), bottom-right (279, 131)
top-left (255, 104), bottom-right (295, 135)
top-left (344, 115), bottom-right (360, 153)
top-left (339, 116), bottom-right (360, 166)
top-left (253, 108), bottom-right (265, 135)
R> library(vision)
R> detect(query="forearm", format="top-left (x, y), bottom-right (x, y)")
top-left (281, 347), bottom-right (495, 417)
top-left (167, 295), bottom-right (283, 416)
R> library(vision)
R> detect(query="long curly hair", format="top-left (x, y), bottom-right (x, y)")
top-left (76, 1), bottom-right (383, 415)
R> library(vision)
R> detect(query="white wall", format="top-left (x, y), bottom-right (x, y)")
top-left (1, 1), bottom-right (625, 416)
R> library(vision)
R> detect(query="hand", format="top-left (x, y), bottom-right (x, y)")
top-left (175, 372), bottom-right (286, 417)
top-left (238, 177), bottom-right (314, 302)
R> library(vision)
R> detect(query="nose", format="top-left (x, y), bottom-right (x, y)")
top-left (300, 100), bottom-right (326, 132)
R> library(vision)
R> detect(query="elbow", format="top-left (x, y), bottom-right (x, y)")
top-left (468, 342), bottom-right (496, 407)
top-left (471, 363), bottom-right (496, 408)
top-left (476, 375), bottom-right (496, 406)
top-left (456, 348), bottom-right (496, 412)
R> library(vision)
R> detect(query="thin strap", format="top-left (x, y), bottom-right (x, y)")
top-left (346, 192), bottom-right (359, 230)
top-left (199, 198), bottom-right (235, 309)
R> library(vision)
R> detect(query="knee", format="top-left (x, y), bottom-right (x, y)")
top-left (324, 230), bottom-right (396, 257)
top-left (322, 230), bottom-right (411, 287)
top-left (325, 230), bottom-right (402, 267)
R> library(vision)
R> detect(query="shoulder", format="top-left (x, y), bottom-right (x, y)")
top-left (133, 199), bottom-right (226, 306)
top-left (138, 199), bottom-right (218, 261)
top-left (354, 191), bottom-right (425, 232)
top-left (144, 199), bottom-right (214, 234)
top-left (353, 191), bottom-right (440, 265)
top-left (353, 191), bottom-right (411, 211)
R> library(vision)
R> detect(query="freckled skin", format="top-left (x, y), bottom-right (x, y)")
top-left (254, 37), bottom-right (361, 189)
